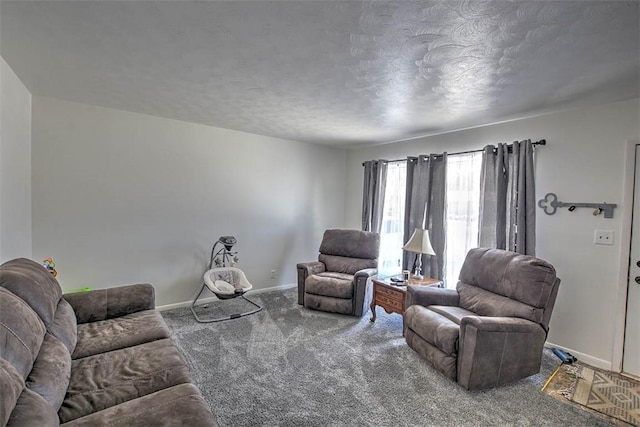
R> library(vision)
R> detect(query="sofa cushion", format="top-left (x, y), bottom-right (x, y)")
top-left (0, 288), bottom-right (46, 379)
top-left (60, 383), bottom-right (216, 427)
top-left (7, 388), bottom-right (59, 427)
top-left (404, 305), bottom-right (459, 355)
top-left (64, 283), bottom-right (156, 324)
top-left (26, 333), bottom-right (72, 411)
top-left (72, 309), bottom-right (170, 359)
top-left (305, 272), bottom-right (353, 299)
top-left (59, 338), bottom-right (192, 423)
top-left (0, 358), bottom-right (25, 427)
top-left (48, 298), bottom-right (78, 354)
top-left (0, 258), bottom-right (62, 327)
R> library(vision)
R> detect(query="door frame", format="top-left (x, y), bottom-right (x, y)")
top-left (612, 138), bottom-right (640, 373)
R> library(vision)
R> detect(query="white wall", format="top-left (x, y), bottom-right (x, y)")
top-left (0, 57), bottom-right (32, 262)
top-left (345, 98), bottom-right (640, 368)
top-left (32, 97), bottom-right (346, 306)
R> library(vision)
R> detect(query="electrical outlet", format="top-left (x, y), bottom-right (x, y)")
top-left (594, 230), bottom-right (614, 245)
top-left (270, 269), bottom-right (276, 279)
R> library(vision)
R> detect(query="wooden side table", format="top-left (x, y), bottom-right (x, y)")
top-left (370, 276), bottom-right (442, 323)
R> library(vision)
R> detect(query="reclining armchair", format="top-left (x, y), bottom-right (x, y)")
top-left (404, 248), bottom-right (560, 390)
top-left (297, 229), bottom-right (379, 316)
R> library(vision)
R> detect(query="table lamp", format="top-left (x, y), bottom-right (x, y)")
top-left (402, 228), bottom-right (435, 280)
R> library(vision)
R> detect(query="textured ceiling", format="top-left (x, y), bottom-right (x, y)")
top-left (1, 1), bottom-right (639, 147)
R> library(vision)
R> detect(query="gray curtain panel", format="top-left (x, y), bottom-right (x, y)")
top-left (479, 140), bottom-right (536, 255)
top-left (403, 154), bottom-right (447, 280)
top-left (361, 160), bottom-right (388, 233)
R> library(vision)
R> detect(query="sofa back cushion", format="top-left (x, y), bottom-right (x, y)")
top-left (0, 358), bottom-right (25, 427)
top-left (319, 229), bottom-right (380, 260)
top-left (0, 258), bottom-right (62, 327)
top-left (48, 299), bottom-right (78, 354)
top-left (6, 388), bottom-right (59, 427)
top-left (0, 259), bottom-right (76, 425)
top-left (457, 248), bottom-right (558, 326)
top-left (0, 288), bottom-right (46, 379)
top-left (26, 333), bottom-right (72, 410)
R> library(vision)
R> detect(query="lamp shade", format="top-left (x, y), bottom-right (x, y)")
top-left (402, 228), bottom-right (435, 255)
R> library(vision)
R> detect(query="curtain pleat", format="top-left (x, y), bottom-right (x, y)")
top-left (479, 144), bottom-right (508, 249)
top-left (361, 160), bottom-right (388, 233)
top-left (517, 141), bottom-right (536, 255)
top-left (479, 140), bottom-right (535, 255)
top-left (403, 153), bottom-right (447, 280)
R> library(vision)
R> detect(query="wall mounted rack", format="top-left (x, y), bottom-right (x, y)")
top-left (537, 193), bottom-right (617, 219)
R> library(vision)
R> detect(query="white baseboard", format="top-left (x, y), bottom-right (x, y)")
top-left (157, 283), bottom-right (296, 312)
top-left (544, 341), bottom-right (612, 370)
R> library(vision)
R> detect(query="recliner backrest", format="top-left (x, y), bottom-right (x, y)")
top-left (457, 248), bottom-right (558, 328)
top-left (318, 229), bottom-right (379, 275)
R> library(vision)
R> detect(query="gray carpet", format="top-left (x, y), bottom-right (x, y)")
top-left (162, 289), bottom-right (613, 427)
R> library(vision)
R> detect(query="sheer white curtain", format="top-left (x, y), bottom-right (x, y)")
top-left (377, 161), bottom-right (407, 277)
top-left (445, 152), bottom-right (482, 287)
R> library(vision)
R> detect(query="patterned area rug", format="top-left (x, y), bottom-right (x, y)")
top-left (543, 362), bottom-right (640, 426)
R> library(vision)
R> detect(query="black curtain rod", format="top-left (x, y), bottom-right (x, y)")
top-left (362, 139), bottom-right (546, 166)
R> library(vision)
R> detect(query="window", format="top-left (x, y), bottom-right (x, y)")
top-left (377, 161), bottom-right (406, 277)
top-left (376, 153), bottom-right (481, 285)
top-left (444, 152), bottom-right (482, 287)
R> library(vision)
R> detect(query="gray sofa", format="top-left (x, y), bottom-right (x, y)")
top-left (297, 229), bottom-right (379, 316)
top-left (404, 248), bottom-right (560, 390)
top-left (0, 258), bottom-right (216, 426)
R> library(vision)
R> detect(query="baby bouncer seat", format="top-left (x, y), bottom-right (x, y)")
top-left (190, 236), bottom-right (262, 323)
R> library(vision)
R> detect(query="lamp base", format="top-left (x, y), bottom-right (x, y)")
top-left (413, 257), bottom-right (424, 280)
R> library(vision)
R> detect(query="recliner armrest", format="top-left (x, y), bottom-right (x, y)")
top-left (296, 261), bottom-right (326, 277)
top-left (354, 268), bottom-right (377, 282)
top-left (63, 283), bottom-right (155, 324)
top-left (457, 315), bottom-right (546, 390)
top-left (406, 286), bottom-right (459, 309)
top-left (296, 261), bottom-right (326, 305)
top-left (460, 316), bottom-right (543, 333)
top-left (352, 268), bottom-right (377, 317)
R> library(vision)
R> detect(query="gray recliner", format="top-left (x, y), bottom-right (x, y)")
top-left (404, 247), bottom-right (560, 390)
top-left (297, 229), bottom-right (380, 316)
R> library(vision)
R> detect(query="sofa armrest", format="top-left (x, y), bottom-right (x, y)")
top-left (457, 315), bottom-right (546, 390)
top-left (63, 283), bottom-right (155, 324)
top-left (405, 286), bottom-right (459, 309)
top-left (296, 261), bottom-right (326, 305)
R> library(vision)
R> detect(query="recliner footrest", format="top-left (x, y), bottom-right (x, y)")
top-left (304, 293), bottom-right (352, 315)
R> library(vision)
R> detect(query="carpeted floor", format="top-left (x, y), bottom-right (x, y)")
top-left (162, 289), bottom-right (615, 426)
